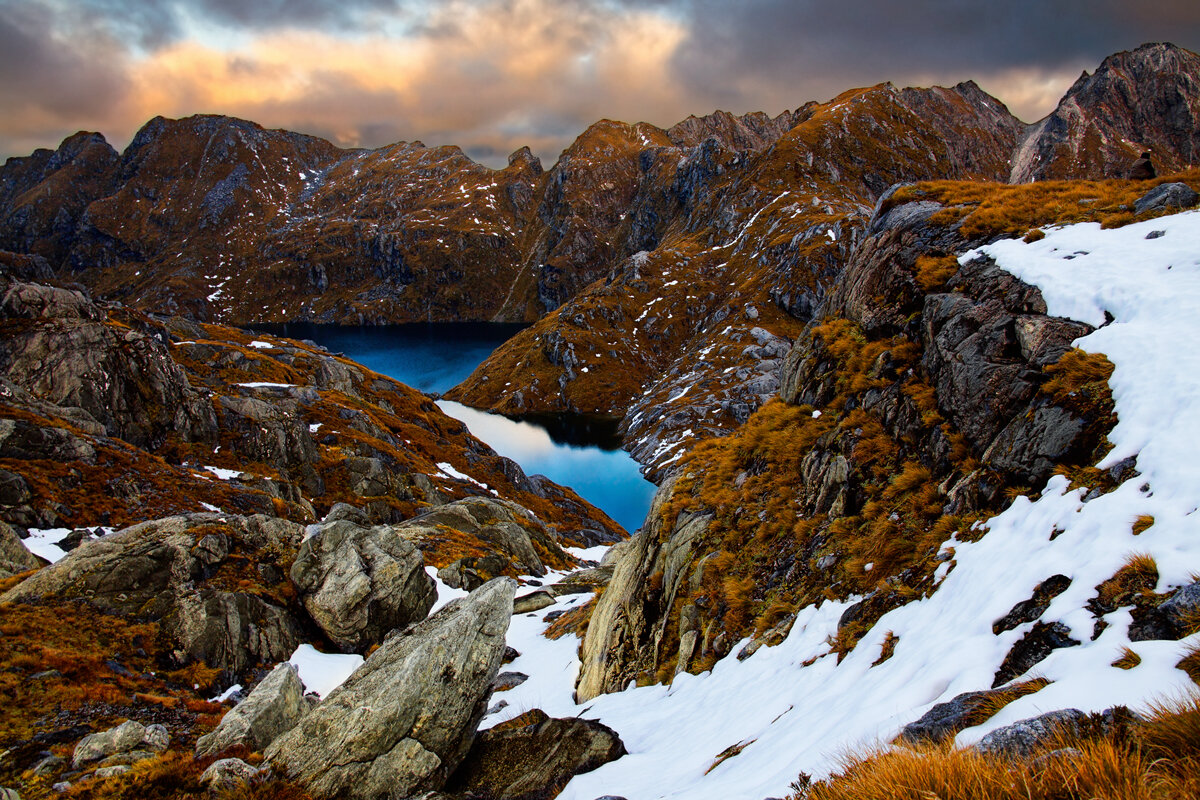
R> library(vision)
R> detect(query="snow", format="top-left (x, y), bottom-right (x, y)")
top-left (481, 210), bottom-right (1200, 800)
top-left (248, 340), bottom-right (274, 349)
top-left (435, 462), bottom-right (495, 495)
top-left (288, 645), bottom-right (363, 699)
top-left (204, 465), bottom-right (242, 480)
top-left (309, 423), bottom-right (322, 433)
top-left (211, 684), bottom-right (243, 702)
top-left (199, 502), bottom-right (222, 512)
top-left (22, 528), bottom-right (73, 563)
top-left (235, 382), bottom-right (296, 388)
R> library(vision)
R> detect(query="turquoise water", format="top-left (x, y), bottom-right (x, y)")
top-left (257, 323), bottom-right (657, 533)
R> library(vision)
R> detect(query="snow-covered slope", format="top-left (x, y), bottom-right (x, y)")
top-left (485, 210), bottom-right (1200, 799)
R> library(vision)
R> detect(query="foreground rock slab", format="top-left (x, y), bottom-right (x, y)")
top-left (195, 662), bottom-right (310, 758)
top-left (265, 578), bottom-right (516, 800)
top-left (446, 709), bottom-right (626, 800)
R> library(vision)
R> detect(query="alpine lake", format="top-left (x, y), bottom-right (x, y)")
top-left (256, 323), bottom-right (657, 534)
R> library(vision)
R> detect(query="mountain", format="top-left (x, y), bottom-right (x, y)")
top-left (1, 41), bottom-right (1200, 800)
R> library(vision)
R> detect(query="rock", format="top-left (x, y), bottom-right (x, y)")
top-left (195, 662), bottom-right (310, 758)
top-left (93, 765), bottom-right (130, 779)
top-left (973, 709), bottom-right (1088, 758)
top-left (513, 590), bottom-right (556, 614)
top-left (993, 622), bottom-right (1080, 687)
top-left (395, 498), bottom-right (571, 579)
top-left (3, 514), bottom-right (307, 681)
top-left (265, 578), bottom-right (516, 800)
top-left (1130, 580), bottom-right (1200, 641)
top-left (32, 754), bottom-right (65, 775)
top-left (0, 521), bottom-right (41, 577)
top-left (199, 758), bottom-right (266, 791)
top-left (898, 689), bottom-right (1033, 745)
top-left (548, 565), bottom-right (614, 596)
top-left (576, 479), bottom-right (712, 701)
top-left (438, 554), bottom-right (510, 592)
top-left (323, 502), bottom-right (369, 525)
top-left (1134, 182), bottom-right (1199, 216)
top-left (71, 720), bottom-right (167, 768)
top-left (491, 672), bottom-right (529, 692)
top-left (291, 519), bottom-right (436, 652)
top-left (446, 709), bottom-right (626, 800)
top-left (992, 575), bottom-right (1072, 634)
top-left (0, 788), bottom-right (19, 800)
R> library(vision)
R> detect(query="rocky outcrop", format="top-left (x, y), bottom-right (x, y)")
top-left (446, 709), bottom-right (627, 800)
top-left (291, 519), bottom-right (436, 652)
top-left (195, 662), bottom-right (311, 758)
top-left (1010, 43), bottom-right (1200, 183)
top-left (576, 480), bottom-right (712, 701)
top-left (265, 578), bottom-right (516, 800)
top-left (0, 514), bottom-right (308, 682)
top-left (394, 497), bottom-right (576, 579)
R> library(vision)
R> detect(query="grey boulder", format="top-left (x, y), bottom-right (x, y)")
top-left (291, 519), bottom-right (436, 652)
top-left (72, 720), bottom-right (169, 768)
top-left (265, 578), bottom-right (516, 800)
top-left (195, 662), bottom-right (310, 758)
top-left (1134, 182), bottom-right (1199, 215)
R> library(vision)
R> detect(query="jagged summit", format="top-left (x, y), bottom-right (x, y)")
top-left (1010, 41), bottom-right (1200, 182)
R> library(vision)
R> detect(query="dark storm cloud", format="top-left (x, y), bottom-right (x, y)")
top-left (0, 3), bottom-right (129, 136)
top-left (666, 0), bottom-right (1200, 117)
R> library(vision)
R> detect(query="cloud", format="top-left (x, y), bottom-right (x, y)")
top-left (666, 0), bottom-right (1200, 121)
top-left (2, 0), bottom-right (1200, 165)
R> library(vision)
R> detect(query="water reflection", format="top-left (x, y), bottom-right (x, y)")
top-left (438, 401), bottom-right (655, 534)
top-left (253, 323), bottom-right (657, 533)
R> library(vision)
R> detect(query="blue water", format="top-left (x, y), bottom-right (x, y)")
top-left (256, 323), bottom-right (657, 533)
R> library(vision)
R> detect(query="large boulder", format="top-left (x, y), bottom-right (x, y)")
top-left (72, 720), bottom-right (169, 768)
top-left (394, 498), bottom-right (572, 579)
top-left (446, 709), bottom-right (626, 800)
top-left (265, 578), bottom-right (516, 800)
top-left (291, 520), bottom-right (436, 652)
top-left (195, 662), bottom-right (310, 758)
top-left (0, 514), bottom-right (307, 681)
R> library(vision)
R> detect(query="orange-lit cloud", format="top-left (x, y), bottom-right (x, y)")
top-left (4, 0), bottom-right (1200, 167)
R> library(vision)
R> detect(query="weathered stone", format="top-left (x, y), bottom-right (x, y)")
top-left (291, 519), bottom-right (435, 652)
top-left (576, 479), bottom-right (711, 701)
top-left (973, 709), bottom-right (1088, 757)
top-left (993, 622), bottom-right (1080, 687)
top-left (0, 521), bottom-right (41, 576)
top-left (395, 498), bottom-right (570, 579)
top-left (3, 514), bottom-right (306, 681)
top-left (438, 553), bottom-right (510, 592)
top-left (491, 672), bottom-right (529, 692)
top-left (1134, 182), bottom-right (1199, 215)
top-left (992, 575), bottom-right (1072, 634)
top-left (513, 590), bottom-right (556, 614)
top-left (899, 689), bottom-right (1032, 745)
top-left (72, 720), bottom-right (165, 768)
top-left (265, 578), bottom-right (516, 800)
top-left (446, 710), bottom-right (626, 800)
top-left (93, 765), bottom-right (130, 779)
top-left (199, 758), bottom-right (266, 791)
top-left (196, 662), bottom-right (309, 758)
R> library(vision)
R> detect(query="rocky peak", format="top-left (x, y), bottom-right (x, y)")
top-left (665, 107), bottom-right (809, 151)
top-left (507, 145), bottom-right (544, 175)
top-left (1010, 42), bottom-right (1200, 182)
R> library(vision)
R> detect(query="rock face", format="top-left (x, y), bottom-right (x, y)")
top-left (195, 662), bottom-right (310, 758)
top-left (291, 519), bottom-right (436, 652)
top-left (0, 514), bottom-right (309, 682)
top-left (576, 480), bottom-right (712, 701)
top-left (1010, 43), bottom-right (1200, 182)
top-left (446, 709), bottom-right (627, 800)
top-left (265, 578), bottom-right (516, 800)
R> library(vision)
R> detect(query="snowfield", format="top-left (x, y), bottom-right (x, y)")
top-left (283, 210), bottom-right (1200, 799)
top-left (491, 210), bottom-right (1200, 800)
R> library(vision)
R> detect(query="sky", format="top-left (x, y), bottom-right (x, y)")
top-left (3, 0), bottom-right (1200, 169)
